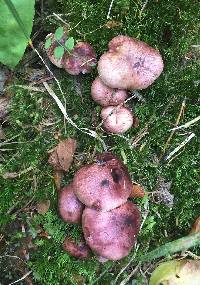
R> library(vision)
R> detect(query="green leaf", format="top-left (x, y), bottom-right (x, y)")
top-left (0, 0), bottom-right (35, 69)
top-left (55, 27), bottom-right (64, 41)
top-left (65, 37), bottom-right (75, 51)
top-left (54, 46), bottom-right (64, 59)
top-left (45, 37), bottom-right (52, 49)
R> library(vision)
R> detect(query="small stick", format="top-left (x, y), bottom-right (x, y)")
top-left (8, 271), bottom-right (32, 285)
top-left (160, 97), bottom-right (186, 160)
top-left (170, 115), bottom-right (200, 131)
top-left (107, 0), bottom-right (115, 19)
top-left (164, 132), bottom-right (195, 161)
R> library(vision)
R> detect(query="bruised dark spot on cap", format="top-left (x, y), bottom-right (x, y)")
top-left (101, 179), bottom-right (110, 187)
top-left (111, 168), bottom-right (122, 183)
top-left (123, 215), bottom-right (135, 226)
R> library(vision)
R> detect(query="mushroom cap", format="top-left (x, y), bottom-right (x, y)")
top-left (82, 201), bottom-right (141, 260)
top-left (98, 35), bottom-right (164, 90)
top-left (91, 77), bottom-right (128, 106)
top-left (63, 42), bottom-right (97, 75)
top-left (73, 152), bottom-right (132, 211)
top-left (58, 183), bottom-right (84, 224)
top-left (101, 106), bottom-right (133, 133)
top-left (45, 33), bottom-right (64, 68)
top-left (63, 237), bottom-right (90, 259)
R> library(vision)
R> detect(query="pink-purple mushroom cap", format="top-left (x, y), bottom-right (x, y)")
top-left (98, 35), bottom-right (164, 90)
top-left (73, 152), bottom-right (132, 211)
top-left (58, 183), bottom-right (84, 224)
top-left (63, 42), bottom-right (97, 75)
top-left (91, 77), bottom-right (128, 107)
top-left (82, 201), bottom-right (141, 260)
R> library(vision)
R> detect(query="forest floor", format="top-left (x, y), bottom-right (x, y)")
top-left (0, 0), bottom-right (200, 284)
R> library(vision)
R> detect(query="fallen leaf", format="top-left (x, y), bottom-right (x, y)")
top-left (190, 216), bottom-right (200, 234)
top-left (130, 183), bottom-right (146, 198)
top-left (105, 20), bottom-right (122, 29)
top-left (36, 200), bottom-right (50, 215)
top-left (48, 138), bottom-right (77, 171)
top-left (149, 259), bottom-right (200, 285)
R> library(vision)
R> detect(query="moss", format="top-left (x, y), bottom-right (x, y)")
top-left (0, 0), bottom-right (200, 284)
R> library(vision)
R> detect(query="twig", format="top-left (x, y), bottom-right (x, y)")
top-left (169, 115), bottom-right (200, 131)
top-left (107, 0), bottom-right (115, 19)
top-left (43, 82), bottom-right (107, 150)
top-left (160, 97), bottom-right (186, 160)
top-left (119, 263), bottom-right (141, 285)
top-left (52, 13), bottom-right (70, 27)
top-left (164, 132), bottom-right (195, 161)
top-left (140, 0), bottom-right (149, 15)
top-left (8, 271), bottom-right (32, 285)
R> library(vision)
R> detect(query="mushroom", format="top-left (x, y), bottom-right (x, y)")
top-left (58, 183), bottom-right (84, 224)
top-left (73, 152), bottom-right (132, 211)
top-left (101, 106), bottom-right (134, 133)
top-left (82, 201), bottom-right (141, 260)
top-left (44, 33), bottom-right (66, 68)
top-left (63, 42), bottom-right (97, 75)
top-left (91, 77), bottom-right (128, 106)
top-left (98, 35), bottom-right (164, 90)
top-left (63, 237), bottom-right (90, 259)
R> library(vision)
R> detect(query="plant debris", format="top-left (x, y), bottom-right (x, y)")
top-left (48, 138), bottom-right (77, 172)
top-left (36, 200), bottom-right (50, 215)
top-left (149, 259), bottom-right (200, 285)
top-left (130, 183), bottom-right (146, 198)
top-left (153, 176), bottom-right (174, 208)
top-left (0, 96), bottom-right (10, 119)
top-left (190, 216), bottom-right (200, 234)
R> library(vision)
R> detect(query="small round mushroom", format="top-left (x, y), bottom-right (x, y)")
top-left (63, 42), bottom-right (97, 75)
top-left (91, 77), bottom-right (128, 107)
top-left (101, 106), bottom-right (134, 133)
top-left (63, 237), bottom-right (90, 259)
top-left (98, 35), bottom-right (164, 90)
top-left (73, 152), bottom-right (132, 211)
top-left (58, 183), bottom-right (84, 224)
top-left (82, 201), bottom-right (141, 261)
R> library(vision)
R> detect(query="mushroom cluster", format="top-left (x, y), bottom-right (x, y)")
top-left (91, 35), bottom-right (164, 133)
top-left (45, 27), bottom-right (97, 75)
top-left (58, 152), bottom-right (141, 261)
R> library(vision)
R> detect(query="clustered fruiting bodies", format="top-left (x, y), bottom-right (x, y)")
top-left (58, 152), bottom-right (141, 261)
top-left (45, 30), bottom-right (164, 134)
top-left (91, 35), bottom-right (164, 133)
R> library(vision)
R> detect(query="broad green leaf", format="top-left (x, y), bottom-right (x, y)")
top-left (54, 46), bottom-right (64, 59)
top-left (149, 260), bottom-right (200, 285)
top-left (45, 37), bottom-right (52, 49)
top-left (65, 37), bottom-right (75, 51)
top-left (55, 27), bottom-right (64, 41)
top-left (0, 0), bottom-right (35, 69)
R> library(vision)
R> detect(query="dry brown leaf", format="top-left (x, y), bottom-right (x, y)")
top-left (105, 20), bottom-right (122, 29)
top-left (48, 138), bottom-right (77, 171)
top-left (190, 216), bottom-right (200, 234)
top-left (130, 184), bottom-right (146, 198)
top-left (37, 200), bottom-right (50, 215)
